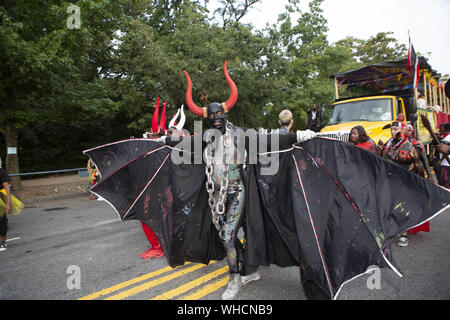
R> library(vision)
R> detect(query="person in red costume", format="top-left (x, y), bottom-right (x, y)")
top-left (139, 97), bottom-right (168, 259)
top-left (140, 222), bottom-right (164, 259)
top-left (139, 99), bottom-right (187, 259)
top-left (348, 125), bottom-right (377, 153)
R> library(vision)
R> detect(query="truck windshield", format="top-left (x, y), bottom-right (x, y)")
top-left (329, 98), bottom-right (393, 125)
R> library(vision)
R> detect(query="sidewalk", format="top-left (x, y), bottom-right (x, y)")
top-left (14, 174), bottom-right (90, 205)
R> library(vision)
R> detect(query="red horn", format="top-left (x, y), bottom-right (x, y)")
top-left (184, 70), bottom-right (206, 118)
top-left (159, 101), bottom-right (167, 132)
top-left (223, 61), bottom-right (238, 112)
top-left (151, 97), bottom-right (160, 133)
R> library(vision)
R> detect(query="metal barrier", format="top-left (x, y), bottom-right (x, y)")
top-left (8, 168), bottom-right (88, 177)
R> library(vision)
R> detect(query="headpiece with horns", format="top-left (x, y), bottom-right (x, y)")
top-left (168, 105), bottom-right (186, 131)
top-left (151, 97), bottom-right (168, 134)
top-left (184, 61), bottom-right (238, 118)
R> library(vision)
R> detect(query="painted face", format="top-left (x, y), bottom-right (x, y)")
top-left (207, 102), bottom-right (227, 132)
top-left (391, 125), bottom-right (403, 140)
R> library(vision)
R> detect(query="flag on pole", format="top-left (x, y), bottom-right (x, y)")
top-left (407, 34), bottom-right (420, 90)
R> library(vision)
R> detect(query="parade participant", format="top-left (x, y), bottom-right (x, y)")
top-left (278, 110), bottom-right (294, 135)
top-left (439, 123), bottom-right (450, 189)
top-left (348, 125), bottom-right (377, 153)
top-left (161, 61), bottom-right (317, 300)
top-left (380, 121), bottom-right (426, 247)
top-left (438, 142), bottom-right (450, 155)
top-left (306, 104), bottom-right (322, 132)
top-left (167, 105), bottom-right (186, 139)
top-left (397, 113), bottom-right (406, 122)
top-left (404, 123), bottom-right (436, 184)
top-left (0, 166), bottom-right (11, 252)
top-left (405, 123), bottom-right (425, 153)
top-left (140, 98), bottom-right (169, 259)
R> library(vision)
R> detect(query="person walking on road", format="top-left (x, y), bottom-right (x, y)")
top-left (0, 166), bottom-right (12, 252)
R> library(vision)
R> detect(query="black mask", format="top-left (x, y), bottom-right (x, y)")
top-left (207, 102), bottom-right (227, 132)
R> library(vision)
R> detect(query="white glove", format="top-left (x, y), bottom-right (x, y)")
top-left (157, 136), bottom-right (167, 143)
top-left (296, 130), bottom-right (318, 143)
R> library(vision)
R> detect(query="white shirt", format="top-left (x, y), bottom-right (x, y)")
top-left (417, 98), bottom-right (426, 109)
top-left (440, 135), bottom-right (450, 166)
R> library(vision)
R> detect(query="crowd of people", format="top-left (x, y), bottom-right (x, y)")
top-left (348, 115), bottom-right (450, 247)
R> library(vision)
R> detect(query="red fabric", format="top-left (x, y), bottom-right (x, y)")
top-left (435, 111), bottom-right (450, 129)
top-left (408, 221), bottom-right (430, 234)
top-left (356, 141), bottom-right (377, 153)
top-left (141, 222), bottom-right (160, 248)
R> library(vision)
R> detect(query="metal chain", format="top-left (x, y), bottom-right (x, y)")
top-left (205, 122), bottom-right (233, 237)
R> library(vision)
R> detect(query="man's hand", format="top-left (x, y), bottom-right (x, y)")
top-left (296, 130), bottom-right (318, 143)
top-left (377, 139), bottom-right (384, 147)
top-left (437, 143), bottom-right (450, 155)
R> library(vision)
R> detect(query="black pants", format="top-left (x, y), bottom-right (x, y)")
top-left (307, 122), bottom-right (321, 132)
top-left (0, 215), bottom-right (7, 237)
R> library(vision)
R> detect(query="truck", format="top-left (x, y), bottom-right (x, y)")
top-left (321, 57), bottom-right (450, 148)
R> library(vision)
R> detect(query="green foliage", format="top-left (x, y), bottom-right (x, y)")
top-left (335, 32), bottom-right (408, 65)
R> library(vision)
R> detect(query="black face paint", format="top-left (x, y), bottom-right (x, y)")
top-left (207, 102), bottom-right (227, 133)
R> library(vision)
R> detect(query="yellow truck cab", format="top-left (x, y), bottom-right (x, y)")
top-left (321, 95), bottom-right (406, 144)
top-left (322, 57), bottom-right (443, 147)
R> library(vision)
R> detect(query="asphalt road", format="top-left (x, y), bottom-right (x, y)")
top-left (0, 194), bottom-right (449, 302)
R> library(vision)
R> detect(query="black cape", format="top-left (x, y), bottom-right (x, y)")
top-left (84, 137), bottom-right (450, 300)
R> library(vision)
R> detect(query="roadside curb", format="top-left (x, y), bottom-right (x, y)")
top-left (14, 181), bottom-right (90, 205)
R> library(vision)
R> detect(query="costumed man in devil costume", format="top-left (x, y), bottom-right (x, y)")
top-left (160, 61), bottom-right (317, 299)
top-left (84, 62), bottom-right (450, 301)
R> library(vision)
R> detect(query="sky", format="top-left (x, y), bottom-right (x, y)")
top-left (208, 0), bottom-right (450, 77)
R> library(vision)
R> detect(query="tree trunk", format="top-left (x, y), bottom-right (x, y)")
top-left (4, 120), bottom-right (22, 190)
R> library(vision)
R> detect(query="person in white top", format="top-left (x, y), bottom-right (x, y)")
top-left (417, 92), bottom-right (427, 109)
top-left (439, 123), bottom-right (450, 189)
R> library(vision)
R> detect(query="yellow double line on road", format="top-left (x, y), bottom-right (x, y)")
top-left (78, 262), bottom-right (229, 300)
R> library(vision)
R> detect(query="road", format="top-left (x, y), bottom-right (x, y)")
top-left (0, 194), bottom-right (449, 302)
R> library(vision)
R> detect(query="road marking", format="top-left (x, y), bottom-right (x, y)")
top-left (78, 263), bottom-right (191, 300)
top-left (150, 265), bottom-right (230, 300)
top-left (105, 262), bottom-right (215, 300)
top-left (5, 237), bottom-right (21, 242)
top-left (180, 275), bottom-right (229, 300)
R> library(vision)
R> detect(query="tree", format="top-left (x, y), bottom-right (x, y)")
top-left (0, 1), bottom-right (122, 188)
top-left (261, 0), bottom-right (350, 128)
top-left (213, 0), bottom-right (262, 28)
top-left (334, 32), bottom-right (407, 65)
